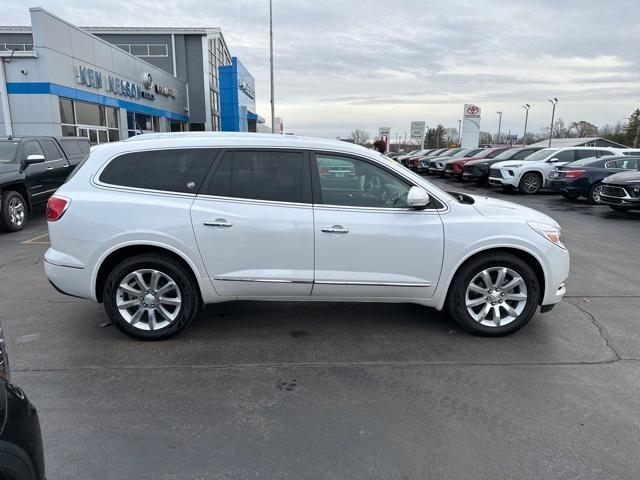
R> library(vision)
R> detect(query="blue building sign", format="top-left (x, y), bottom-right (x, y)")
top-left (219, 57), bottom-right (264, 132)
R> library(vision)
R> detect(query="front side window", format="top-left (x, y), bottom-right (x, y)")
top-left (552, 150), bottom-right (576, 162)
top-left (205, 150), bottom-right (305, 203)
top-left (39, 140), bottom-right (63, 161)
top-left (99, 149), bottom-right (211, 193)
top-left (23, 141), bottom-right (45, 160)
top-left (0, 141), bottom-right (19, 164)
top-left (315, 154), bottom-right (411, 208)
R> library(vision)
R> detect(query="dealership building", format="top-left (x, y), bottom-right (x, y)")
top-left (0, 7), bottom-right (266, 143)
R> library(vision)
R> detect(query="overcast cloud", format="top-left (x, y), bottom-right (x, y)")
top-left (3, 0), bottom-right (640, 138)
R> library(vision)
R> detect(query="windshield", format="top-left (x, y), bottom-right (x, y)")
top-left (569, 157), bottom-right (601, 166)
top-left (522, 148), bottom-right (558, 162)
top-left (0, 141), bottom-right (19, 163)
top-left (463, 148), bottom-right (484, 157)
top-left (441, 148), bottom-right (463, 157)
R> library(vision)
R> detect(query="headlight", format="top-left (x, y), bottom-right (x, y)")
top-left (0, 325), bottom-right (9, 382)
top-left (528, 221), bottom-right (566, 249)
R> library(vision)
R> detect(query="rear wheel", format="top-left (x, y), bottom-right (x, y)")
top-left (0, 191), bottom-right (27, 232)
top-left (518, 172), bottom-right (542, 194)
top-left (446, 252), bottom-right (540, 336)
top-left (103, 254), bottom-right (200, 340)
top-left (587, 182), bottom-right (603, 204)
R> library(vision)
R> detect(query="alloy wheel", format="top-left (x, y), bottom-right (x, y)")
top-left (8, 197), bottom-right (25, 227)
top-left (464, 267), bottom-right (528, 327)
top-left (591, 184), bottom-right (603, 203)
top-left (521, 174), bottom-right (541, 194)
top-left (116, 269), bottom-right (182, 331)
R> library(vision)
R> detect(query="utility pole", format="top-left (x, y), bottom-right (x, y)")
top-left (496, 111), bottom-right (502, 144)
top-left (522, 104), bottom-right (530, 147)
top-left (269, 0), bottom-right (275, 133)
top-left (548, 98), bottom-right (558, 147)
top-left (457, 120), bottom-right (462, 147)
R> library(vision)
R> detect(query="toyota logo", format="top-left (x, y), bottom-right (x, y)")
top-left (467, 106), bottom-right (479, 114)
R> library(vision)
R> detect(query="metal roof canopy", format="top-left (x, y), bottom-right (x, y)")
top-left (528, 137), bottom-right (628, 148)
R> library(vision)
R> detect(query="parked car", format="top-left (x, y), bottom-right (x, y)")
top-left (439, 147), bottom-right (488, 179)
top-left (488, 147), bottom-right (621, 194)
top-left (600, 170), bottom-right (640, 212)
top-left (0, 323), bottom-right (45, 480)
top-left (0, 136), bottom-right (91, 232)
top-left (548, 156), bottom-right (640, 204)
top-left (460, 147), bottom-right (543, 184)
top-left (427, 148), bottom-right (467, 175)
top-left (44, 132), bottom-right (569, 339)
top-left (412, 148), bottom-right (452, 173)
top-left (395, 150), bottom-right (421, 163)
top-left (401, 149), bottom-right (436, 168)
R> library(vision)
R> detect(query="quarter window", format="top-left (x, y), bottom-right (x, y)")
top-left (315, 154), bottom-right (411, 208)
top-left (205, 151), bottom-right (305, 203)
top-left (99, 149), bottom-right (212, 193)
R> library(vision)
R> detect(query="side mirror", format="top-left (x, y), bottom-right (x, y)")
top-left (407, 186), bottom-right (430, 208)
top-left (548, 157), bottom-right (559, 163)
top-left (23, 154), bottom-right (46, 166)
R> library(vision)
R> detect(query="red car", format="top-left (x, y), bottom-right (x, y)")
top-left (444, 147), bottom-right (511, 179)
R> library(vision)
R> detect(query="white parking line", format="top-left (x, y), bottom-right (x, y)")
top-left (22, 232), bottom-right (50, 245)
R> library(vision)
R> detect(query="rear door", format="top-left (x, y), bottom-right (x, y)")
top-left (191, 149), bottom-right (315, 297)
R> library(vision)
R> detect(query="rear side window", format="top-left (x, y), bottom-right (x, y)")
top-left (203, 150), bottom-right (306, 203)
top-left (99, 149), bottom-right (213, 193)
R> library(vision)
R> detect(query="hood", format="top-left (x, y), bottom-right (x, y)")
top-left (0, 163), bottom-right (19, 175)
top-left (491, 160), bottom-right (544, 169)
top-left (603, 170), bottom-right (640, 185)
top-left (469, 193), bottom-right (559, 226)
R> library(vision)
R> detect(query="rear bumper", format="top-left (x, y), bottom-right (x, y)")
top-left (44, 256), bottom-right (93, 300)
top-left (547, 179), bottom-right (585, 195)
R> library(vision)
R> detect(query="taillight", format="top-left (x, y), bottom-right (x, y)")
top-left (46, 195), bottom-right (71, 221)
top-left (563, 170), bottom-right (585, 179)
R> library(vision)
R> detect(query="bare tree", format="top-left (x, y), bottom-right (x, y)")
top-left (445, 127), bottom-right (459, 145)
top-left (552, 118), bottom-right (568, 138)
top-left (349, 129), bottom-right (370, 145)
top-left (568, 120), bottom-right (598, 138)
top-left (479, 131), bottom-right (492, 145)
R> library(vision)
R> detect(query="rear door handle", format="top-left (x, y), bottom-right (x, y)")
top-left (204, 219), bottom-right (233, 228)
top-left (321, 225), bottom-right (349, 234)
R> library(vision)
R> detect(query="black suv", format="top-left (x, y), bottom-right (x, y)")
top-left (0, 324), bottom-right (45, 480)
top-left (600, 170), bottom-right (640, 212)
top-left (0, 136), bottom-right (91, 232)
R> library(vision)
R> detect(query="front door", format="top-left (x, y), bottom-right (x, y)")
top-left (21, 140), bottom-right (50, 204)
top-left (191, 149), bottom-right (314, 297)
top-left (311, 152), bottom-right (444, 299)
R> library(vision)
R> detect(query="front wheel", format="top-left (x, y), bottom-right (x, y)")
top-left (103, 254), bottom-right (201, 340)
top-left (446, 253), bottom-right (540, 336)
top-left (518, 172), bottom-right (542, 194)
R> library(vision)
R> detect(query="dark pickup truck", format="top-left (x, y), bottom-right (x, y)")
top-left (0, 136), bottom-right (91, 232)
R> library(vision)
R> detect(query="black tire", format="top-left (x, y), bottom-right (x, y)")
top-left (609, 205), bottom-right (631, 213)
top-left (587, 182), bottom-right (603, 205)
top-left (518, 172), bottom-right (542, 194)
top-left (0, 191), bottom-right (27, 232)
top-left (561, 192), bottom-right (580, 200)
top-left (446, 252), bottom-right (540, 336)
top-left (103, 254), bottom-right (201, 340)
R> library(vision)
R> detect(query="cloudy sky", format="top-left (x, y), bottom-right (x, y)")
top-left (4, 0), bottom-right (640, 138)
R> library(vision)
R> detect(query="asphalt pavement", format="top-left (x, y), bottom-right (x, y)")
top-left (1, 181), bottom-right (639, 480)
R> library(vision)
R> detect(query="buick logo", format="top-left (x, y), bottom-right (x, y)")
top-left (142, 72), bottom-right (153, 90)
top-left (467, 106), bottom-right (479, 115)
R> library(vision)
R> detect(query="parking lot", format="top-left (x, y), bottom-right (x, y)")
top-left (2, 179), bottom-right (640, 479)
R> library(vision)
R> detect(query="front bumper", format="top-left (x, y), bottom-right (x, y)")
top-left (488, 168), bottom-right (520, 187)
top-left (600, 184), bottom-right (640, 208)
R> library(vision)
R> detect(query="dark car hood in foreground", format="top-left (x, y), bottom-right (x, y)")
top-left (603, 170), bottom-right (640, 185)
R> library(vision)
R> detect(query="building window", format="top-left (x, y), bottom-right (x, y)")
top-left (59, 98), bottom-right (120, 144)
top-left (0, 43), bottom-right (33, 52)
top-left (114, 44), bottom-right (168, 57)
top-left (127, 111), bottom-right (163, 137)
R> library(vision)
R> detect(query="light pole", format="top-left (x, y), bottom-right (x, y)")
top-left (522, 104), bottom-right (530, 147)
top-left (496, 111), bottom-right (502, 144)
top-left (457, 119), bottom-right (462, 147)
top-left (548, 98), bottom-right (558, 147)
top-left (269, 0), bottom-right (275, 133)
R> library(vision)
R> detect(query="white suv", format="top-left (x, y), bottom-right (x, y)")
top-left (44, 133), bottom-right (569, 340)
top-left (488, 147), bottom-right (621, 194)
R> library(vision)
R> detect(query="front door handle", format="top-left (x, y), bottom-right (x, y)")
top-left (204, 218), bottom-right (233, 228)
top-left (321, 225), bottom-right (349, 234)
